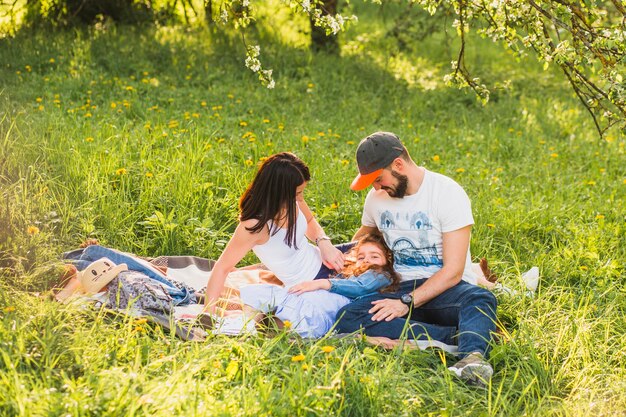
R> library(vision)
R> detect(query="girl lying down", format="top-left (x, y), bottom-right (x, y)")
top-left (217, 233), bottom-right (401, 338)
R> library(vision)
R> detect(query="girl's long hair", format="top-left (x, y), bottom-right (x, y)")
top-left (341, 232), bottom-right (400, 292)
top-left (239, 152), bottom-right (311, 248)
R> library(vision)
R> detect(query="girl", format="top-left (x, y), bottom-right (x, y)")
top-left (236, 232), bottom-right (400, 338)
top-left (204, 152), bottom-right (345, 314)
top-left (288, 232), bottom-right (400, 298)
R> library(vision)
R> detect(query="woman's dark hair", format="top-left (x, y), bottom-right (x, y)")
top-left (239, 152), bottom-right (311, 248)
top-left (341, 232), bottom-right (401, 292)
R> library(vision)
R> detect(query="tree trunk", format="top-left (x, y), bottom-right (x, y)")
top-left (310, 0), bottom-right (339, 54)
top-left (204, 0), bottom-right (213, 24)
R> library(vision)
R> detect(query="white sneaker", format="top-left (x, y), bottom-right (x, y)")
top-left (448, 352), bottom-right (493, 387)
top-left (522, 266), bottom-right (540, 291)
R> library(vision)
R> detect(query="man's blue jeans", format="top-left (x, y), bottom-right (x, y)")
top-left (335, 279), bottom-right (497, 358)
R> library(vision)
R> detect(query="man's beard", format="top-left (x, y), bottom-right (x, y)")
top-left (381, 170), bottom-right (408, 198)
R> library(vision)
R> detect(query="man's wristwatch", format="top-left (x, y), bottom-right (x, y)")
top-left (400, 293), bottom-right (414, 307)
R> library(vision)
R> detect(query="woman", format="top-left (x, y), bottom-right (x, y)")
top-left (204, 152), bottom-right (345, 314)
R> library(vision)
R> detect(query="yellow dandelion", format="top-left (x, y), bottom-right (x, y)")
top-left (84, 112), bottom-right (92, 118)
top-left (456, 168), bottom-right (465, 173)
top-left (307, 83), bottom-right (314, 88)
top-left (3, 306), bottom-right (16, 313)
top-left (432, 155), bottom-right (440, 162)
top-left (85, 137), bottom-right (94, 142)
top-left (318, 132), bottom-right (325, 137)
top-left (263, 119), bottom-right (270, 123)
top-left (36, 97), bottom-right (42, 103)
top-left (217, 138), bottom-right (225, 144)
top-left (580, 266), bottom-right (588, 271)
top-left (162, 132), bottom-right (168, 138)
top-left (291, 354), bottom-right (306, 362)
top-left (331, 202), bottom-right (338, 209)
top-left (486, 223), bottom-right (495, 228)
top-left (200, 101), bottom-right (207, 107)
top-left (15, 70), bottom-right (21, 75)
top-left (244, 159), bottom-right (254, 167)
top-left (24, 65), bottom-right (30, 72)
top-left (623, 179), bottom-right (626, 185)
top-left (145, 172), bottom-right (154, 178)
top-left (168, 120), bottom-right (179, 129)
top-left (259, 157), bottom-right (268, 162)
top-left (49, 58), bottom-right (55, 64)
top-left (595, 214), bottom-right (605, 220)
top-left (125, 86), bottom-right (134, 92)
top-left (239, 121), bottom-right (248, 127)
top-left (192, 113), bottom-right (200, 118)
top-left (27, 225), bottom-right (40, 235)
top-left (539, 140), bottom-right (546, 144)
top-left (301, 135), bottom-right (309, 143)
top-left (550, 153), bottom-right (558, 158)
top-left (236, 99), bottom-right (242, 104)
top-left (116, 168), bottom-right (127, 175)
top-left (347, 141), bottom-right (354, 145)
top-left (38, 105), bottom-right (44, 111)
top-left (134, 318), bottom-right (148, 325)
top-left (508, 128), bottom-right (515, 133)
top-left (321, 345), bottom-right (335, 353)
top-left (248, 137), bottom-right (256, 142)
top-left (278, 123), bottom-right (284, 131)
top-left (586, 181), bottom-right (596, 186)
top-left (283, 320), bottom-right (292, 329)
top-left (301, 364), bottom-right (309, 371)
top-left (341, 160), bottom-right (349, 166)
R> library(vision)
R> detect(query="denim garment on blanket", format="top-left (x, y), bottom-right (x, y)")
top-left (62, 245), bottom-right (196, 305)
top-left (106, 271), bottom-right (176, 315)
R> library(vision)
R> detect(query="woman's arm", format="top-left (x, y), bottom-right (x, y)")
top-left (298, 198), bottom-right (345, 272)
top-left (204, 220), bottom-right (265, 313)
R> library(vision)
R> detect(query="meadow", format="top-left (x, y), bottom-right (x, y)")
top-left (1, 2), bottom-right (625, 416)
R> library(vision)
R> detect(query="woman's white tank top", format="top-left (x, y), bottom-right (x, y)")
top-left (252, 208), bottom-right (322, 288)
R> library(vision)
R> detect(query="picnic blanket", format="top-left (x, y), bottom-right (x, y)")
top-left (61, 246), bottom-right (279, 341)
top-left (59, 245), bottom-right (461, 353)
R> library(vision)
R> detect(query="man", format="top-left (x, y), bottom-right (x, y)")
top-left (336, 131), bottom-right (497, 387)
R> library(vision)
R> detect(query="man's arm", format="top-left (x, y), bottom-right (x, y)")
top-left (369, 225), bottom-right (471, 321)
top-left (352, 225), bottom-right (378, 241)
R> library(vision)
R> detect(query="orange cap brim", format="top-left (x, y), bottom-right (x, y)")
top-left (350, 168), bottom-right (383, 191)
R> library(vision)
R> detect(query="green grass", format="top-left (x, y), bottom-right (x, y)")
top-left (1, 2), bottom-right (625, 415)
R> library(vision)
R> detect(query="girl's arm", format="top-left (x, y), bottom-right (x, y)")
top-left (327, 270), bottom-right (391, 299)
top-left (204, 220), bottom-right (265, 313)
top-left (288, 279), bottom-right (331, 295)
top-left (297, 198), bottom-right (345, 272)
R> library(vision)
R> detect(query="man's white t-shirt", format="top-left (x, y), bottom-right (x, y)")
top-left (362, 169), bottom-right (477, 284)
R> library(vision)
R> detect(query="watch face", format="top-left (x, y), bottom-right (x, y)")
top-left (401, 294), bottom-right (413, 305)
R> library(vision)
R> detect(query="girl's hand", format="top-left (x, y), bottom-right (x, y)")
top-left (318, 240), bottom-right (345, 272)
top-left (289, 279), bottom-right (331, 295)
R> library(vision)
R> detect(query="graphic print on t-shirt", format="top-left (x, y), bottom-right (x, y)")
top-left (379, 210), bottom-right (442, 270)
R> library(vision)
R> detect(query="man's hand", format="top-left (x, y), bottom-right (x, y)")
top-left (289, 279), bottom-right (331, 295)
top-left (369, 298), bottom-right (409, 321)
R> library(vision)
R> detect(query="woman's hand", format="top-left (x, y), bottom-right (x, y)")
top-left (318, 239), bottom-right (345, 272)
top-left (289, 279), bottom-right (331, 295)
